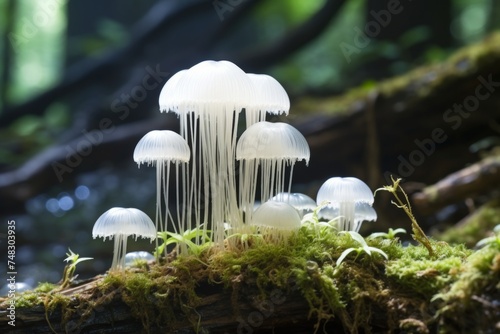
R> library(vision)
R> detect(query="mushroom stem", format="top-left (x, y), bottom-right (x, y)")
top-left (111, 234), bottom-right (128, 271)
top-left (155, 162), bottom-right (163, 259)
top-left (339, 202), bottom-right (355, 231)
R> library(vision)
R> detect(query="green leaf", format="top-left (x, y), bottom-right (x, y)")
top-left (368, 247), bottom-right (388, 260)
top-left (336, 248), bottom-right (357, 267)
top-left (347, 231), bottom-right (368, 248)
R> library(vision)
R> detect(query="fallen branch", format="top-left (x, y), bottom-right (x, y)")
top-left (412, 153), bottom-right (500, 215)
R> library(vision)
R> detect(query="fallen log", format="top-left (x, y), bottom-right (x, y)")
top-left (411, 153), bottom-right (500, 215)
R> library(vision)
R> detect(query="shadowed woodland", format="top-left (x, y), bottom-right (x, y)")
top-left (1, 0), bottom-right (500, 332)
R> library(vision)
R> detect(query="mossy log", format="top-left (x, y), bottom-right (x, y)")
top-left (2, 225), bottom-right (500, 334)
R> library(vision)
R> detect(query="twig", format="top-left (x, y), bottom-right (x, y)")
top-left (375, 176), bottom-right (435, 257)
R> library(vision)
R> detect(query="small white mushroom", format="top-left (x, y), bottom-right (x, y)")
top-left (92, 207), bottom-right (156, 271)
top-left (124, 251), bottom-right (155, 267)
top-left (236, 121), bottom-right (310, 223)
top-left (316, 177), bottom-right (374, 231)
top-left (251, 201), bottom-right (301, 243)
top-left (133, 130), bottom-right (190, 256)
top-left (270, 192), bottom-right (317, 217)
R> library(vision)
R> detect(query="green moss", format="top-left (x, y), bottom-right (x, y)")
top-left (439, 242), bottom-right (500, 302)
top-left (434, 242), bottom-right (500, 332)
top-left (15, 291), bottom-right (45, 308)
top-left (12, 282), bottom-right (58, 308)
top-left (386, 241), bottom-right (471, 298)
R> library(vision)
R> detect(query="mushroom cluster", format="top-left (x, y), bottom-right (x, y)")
top-left (91, 59), bottom-right (378, 270)
top-left (154, 60), bottom-right (308, 247)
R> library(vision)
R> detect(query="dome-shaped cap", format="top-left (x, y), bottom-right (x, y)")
top-left (316, 177), bottom-right (374, 206)
top-left (133, 130), bottom-right (190, 165)
top-left (158, 60), bottom-right (256, 115)
top-left (247, 73), bottom-right (289, 115)
top-left (236, 122), bottom-right (310, 163)
top-left (92, 207), bottom-right (156, 241)
top-left (251, 201), bottom-right (301, 231)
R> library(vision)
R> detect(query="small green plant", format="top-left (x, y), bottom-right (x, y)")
top-left (336, 231), bottom-right (388, 267)
top-left (301, 201), bottom-right (341, 238)
top-left (156, 226), bottom-right (212, 257)
top-left (60, 248), bottom-right (93, 289)
top-left (225, 231), bottom-right (263, 250)
top-left (368, 228), bottom-right (407, 240)
top-left (375, 176), bottom-right (434, 257)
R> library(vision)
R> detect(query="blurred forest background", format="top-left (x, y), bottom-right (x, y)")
top-left (1, 0), bottom-right (500, 289)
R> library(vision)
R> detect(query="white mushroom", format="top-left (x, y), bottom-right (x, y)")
top-left (251, 201), bottom-right (301, 243)
top-left (92, 207), bottom-right (156, 271)
top-left (159, 60), bottom-right (257, 246)
top-left (270, 192), bottom-right (317, 217)
top-left (316, 177), bottom-right (374, 231)
top-left (134, 130), bottom-right (190, 256)
top-left (236, 121), bottom-right (310, 223)
top-left (124, 251), bottom-right (155, 267)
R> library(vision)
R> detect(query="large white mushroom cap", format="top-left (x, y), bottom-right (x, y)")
top-left (92, 207), bottom-right (156, 241)
top-left (158, 60), bottom-right (256, 115)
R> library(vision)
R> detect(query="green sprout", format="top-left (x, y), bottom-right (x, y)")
top-left (368, 228), bottom-right (407, 240)
top-left (60, 248), bottom-right (93, 289)
top-left (336, 231), bottom-right (388, 267)
top-left (225, 231), bottom-right (263, 250)
top-left (374, 176), bottom-right (434, 257)
top-left (301, 201), bottom-right (341, 239)
top-left (156, 226), bottom-right (212, 258)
